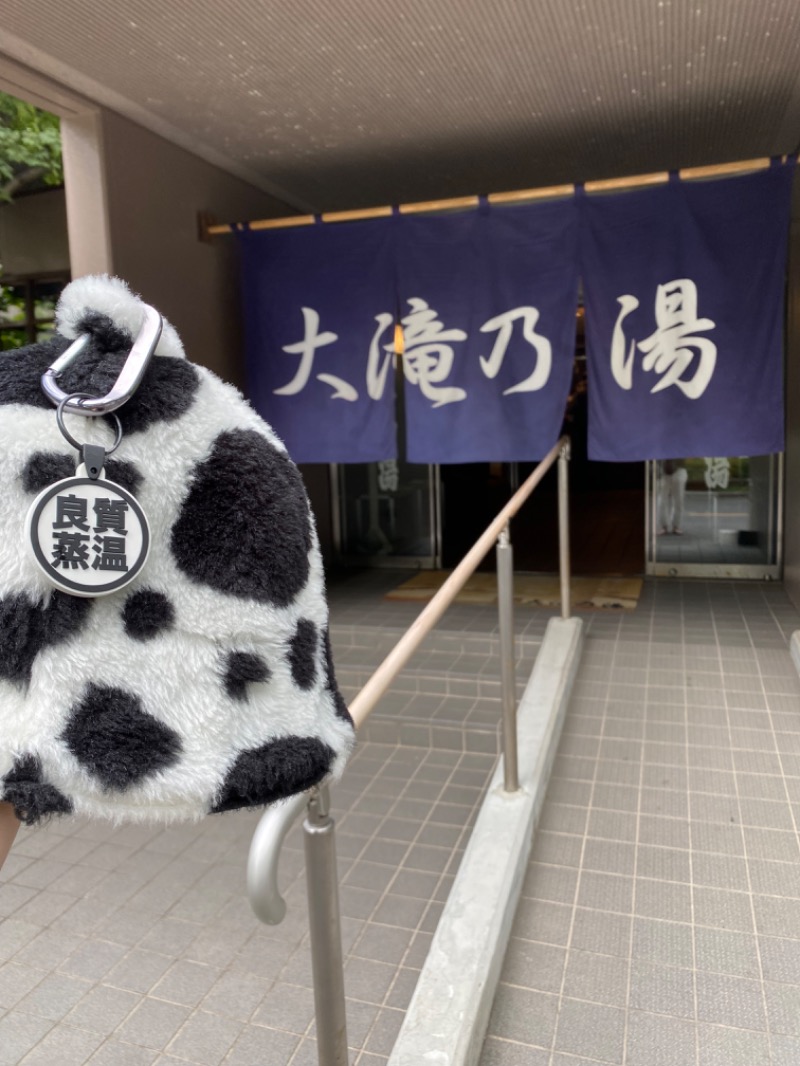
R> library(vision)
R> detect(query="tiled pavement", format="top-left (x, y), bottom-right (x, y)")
top-left (1, 571), bottom-right (799, 1065)
top-left (482, 579), bottom-right (800, 1066)
top-left (0, 744), bottom-right (495, 1066)
top-left (0, 568), bottom-right (526, 1066)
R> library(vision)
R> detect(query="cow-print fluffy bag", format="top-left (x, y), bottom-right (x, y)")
top-left (0, 275), bottom-right (355, 825)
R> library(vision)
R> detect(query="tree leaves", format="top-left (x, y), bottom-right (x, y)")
top-left (0, 92), bottom-right (63, 202)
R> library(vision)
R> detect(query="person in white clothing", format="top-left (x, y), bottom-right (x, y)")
top-left (659, 459), bottom-right (688, 535)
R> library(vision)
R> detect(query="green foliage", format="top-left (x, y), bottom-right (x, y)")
top-left (0, 329), bottom-right (26, 349)
top-left (0, 92), bottom-right (62, 201)
top-left (0, 275), bottom-right (11, 318)
top-left (0, 270), bottom-right (24, 350)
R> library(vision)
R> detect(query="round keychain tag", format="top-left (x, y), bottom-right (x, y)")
top-left (26, 472), bottom-right (150, 597)
top-left (26, 394), bottom-right (150, 597)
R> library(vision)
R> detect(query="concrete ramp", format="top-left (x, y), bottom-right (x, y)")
top-left (388, 615), bottom-right (584, 1066)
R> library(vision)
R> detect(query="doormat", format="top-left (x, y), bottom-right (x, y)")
top-left (385, 571), bottom-right (643, 609)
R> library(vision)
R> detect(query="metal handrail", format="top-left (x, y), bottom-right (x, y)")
top-left (246, 792), bottom-right (306, 924)
top-left (349, 435), bottom-right (570, 729)
top-left (247, 434), bottom-right (570, 909)
top-left (247, 435), bottom-right (572, 1066)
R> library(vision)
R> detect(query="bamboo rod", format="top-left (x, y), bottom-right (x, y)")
top-left (584, 170), bottom-right (670, 193)
top-left (206, 155), bottom-right (778, 236)
top-left (400, 194), bottom-right (481, 215)
top-left (249, 214), bottom-right (317, 231)
top-left (321, 205), bottom-right (394, 223)
top-left (348, 436), bottom-right (566, 731)
top-left (680, 157), bottom-right (771, 181)
top-left (491, 183), bottom-right (574, 205)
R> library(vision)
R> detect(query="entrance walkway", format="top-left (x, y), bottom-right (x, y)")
top-left (482, 579), bottom-right (800, 1066)
top-left (0, 573), bottom-right (798, 1065)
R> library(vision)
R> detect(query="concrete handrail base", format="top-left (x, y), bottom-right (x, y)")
top-left (387, 615), bottom-right (584, 1066)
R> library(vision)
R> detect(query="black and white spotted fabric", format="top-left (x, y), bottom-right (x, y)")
top-left (0, 275), bottom-right (355, 825)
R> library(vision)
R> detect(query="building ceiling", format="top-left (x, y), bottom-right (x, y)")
top-left (1, 0), bottom-right (800, 214)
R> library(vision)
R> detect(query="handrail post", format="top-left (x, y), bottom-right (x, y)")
top-left (304, 786), bottom-right (348, 1066)
top-left (558, 440), bottom-right (571, 621)
top-left (496, 525), bottom-right (519, 793)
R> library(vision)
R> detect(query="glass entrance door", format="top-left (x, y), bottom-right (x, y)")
top-left (334, 459), bottom-right (441, 568)
top-left (646, 455), bottom-right (782, 578)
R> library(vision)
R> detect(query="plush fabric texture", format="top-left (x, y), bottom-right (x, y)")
top-left (289, 619), bottom-right (319, 690)
top-left (2, 756), bottom-right (73, 825)
top-left (223, 650), bottom-right (272, 700)
top-left (21, 451), bottom-right (144, 496)
top-left (0, 274), bottom-right (355, 825)
top-left (211, 736), bottom-right (336, 814)
top-left (170, 429), bottom-right (312, 606)
top-left (121, 589), bottom-right (175, 642)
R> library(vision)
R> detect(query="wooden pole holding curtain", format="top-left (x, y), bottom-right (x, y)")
top-left (204, 155), bottom-right (780, 237)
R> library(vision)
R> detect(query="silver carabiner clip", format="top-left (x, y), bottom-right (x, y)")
top-left (41, 304), bottom-right (163, 415)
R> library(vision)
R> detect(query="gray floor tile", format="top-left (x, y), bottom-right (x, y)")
top-left (199, 970), bottom-right (269, 1022)
top-left (479, 1037), bottom-right (550, 1065)
top-left (693, 926), bottom-right (762, 979)
top-left (486, 985), bottom-right (557, 1047)
top-left (530, 830), bottom-right (584, 867)
top-left (692, 885), bottom-right (755, 933)
top-left (0, 963), bottom-right (48, 1010)
top-left (85, 1040), bottom-right (159, 1065)
top-left (0, 920), bottom-right (43, 965)
top-left (692, 853), bottom-right (749, 892)
top-left (224, 1024), bottom-right (300, 1066)
top-left (11, 929), bottom-right (83, 973)
top-left (577, 871), bottom-right (634, 913)
top-left (252, 983), bottom-right (315, 1035)
top-left (561, 949), bottom-right (628, 1007)
top-left (586, 809), bottom-right (638, 843)
top-left (14, 971), bottom-right (93, 1023)
top-left (625, 1011), bottom-right (696, 1066)
top-left (0, 1012), bottom-right (54, 1066)
top-left (343, 958), bottom-right (399, 1005)
top-left (771, 1033), bottom-right (800, 1066)
top-left (635, 879), bottom-right (692, 923)
top-left (764, 980), bottom-right (800, 1037)
top-left (64, 983), bottom-right (140, 1036)
top-left (582, 839), bottom-right (636, 877)
top-left (697, 1024), bottom-right (771, 1066)
top-left (695, 971), bottom-right (767, 1030)
top-left (748, 858), bottom-right (800, 898)
top-left (117, 998), bottom-right (193, 1051)
top-left (512, 898), bottom-right (573, 946)
top-left (501, 938), bottom-right (566, 995)
top-left (632, 919), bottom-right (694, 973)
top-left (60, 940), bottom-right (129, 982)
top-left (753, 894), bottom-right (800, 937)
top-left (18, 1024), bottom-right (105, 1066)
top-left (554, 997), bottom-right (625, 1062)
top-left (104, 949), bottom-right (175, 995)
top-left (628, 959), bottom-right (695, 1018)
top-left (149, 960), bottom-right (220, 1008)
top-left (570, 908), bottom-right (632, 958)
top-left (523, 862), bottom-right (580, 905)
top-left (166, 1010), bottom-right (243, 1065)
top-left (363, 1007), bottom-right (404, 1054)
